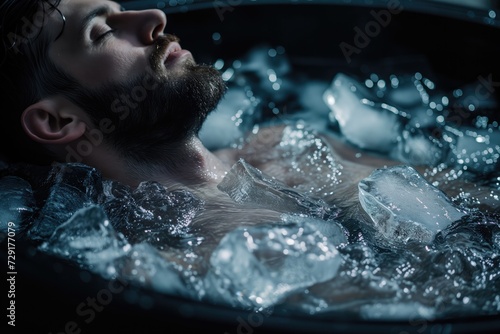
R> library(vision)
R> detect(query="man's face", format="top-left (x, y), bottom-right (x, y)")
top-left (49, 0), bottom-right (189, 85)
top-left (44, 0), bottom-right (226, 161)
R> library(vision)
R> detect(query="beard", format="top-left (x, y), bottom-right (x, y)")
top-left (62, 34), bottom-right (227, 163)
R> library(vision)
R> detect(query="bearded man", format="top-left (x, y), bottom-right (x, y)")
top-left (1, 0), bottom-right (495, 263)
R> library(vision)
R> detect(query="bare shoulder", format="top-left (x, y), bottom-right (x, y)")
top-left (213, 122), bottom-right (401, 170)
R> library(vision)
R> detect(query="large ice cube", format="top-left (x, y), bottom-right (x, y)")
top-left (205, 220), bottom-right (343, 308)
top-left (199, 87), bottom-right (254, 150)
top-left (323, 73), bottom-right (453, 167)
top-left (28, 163), bottom-right (103, 242)
top-left (323, 73), bottom-right (405, 153)
top-left (358, 165), bottom-right (466, 244)
top-left (217, 159), bottom-right (337, 220)
top-left (40, 205), bottom-right (130, 267)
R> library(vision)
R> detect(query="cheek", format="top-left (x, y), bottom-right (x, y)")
top-left (78, 53), bottom-right (142, 85)
top-left (50, 39), bottom-right (150, 86)
top-left (62, 48), bottom-right (149, 86)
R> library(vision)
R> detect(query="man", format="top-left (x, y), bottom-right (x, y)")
top-left (2, 9), bottom-right (500, 320)
top-left (0, 0), bottom-right (405, 267)
top-left (1, 0), bottom-right (231, 189)
top-left (0, 0), bottom-right (389, 198)
top-left (0, 0), bottom-right (495, 252)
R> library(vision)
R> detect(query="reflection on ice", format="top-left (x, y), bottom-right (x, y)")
top-left (28, 163), bottom-right (102, 242)
top-left (205, 220), bottom-right (342, 308)
top-left (102, 180), bottom-right (204, 249)
top-left (358, 165), bottom-right (466, 244)
top-left (217, 159), bottom-right (337, 220)
top-left (40, 205), bottom-right (129, 267)
top-left (324, 72), bottom-right (450, 166)
top-left (323, 73), bottom-right (404, 153)
top-left (110, 242), bottom-right (193, 298)
top-left (0, 176), bottom-right (35, 239)
top-left (40, 204), bottom-right (194, 297)
top-left (324, 72), bottom-right (500, 173)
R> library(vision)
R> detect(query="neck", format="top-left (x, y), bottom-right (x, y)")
top-left (80, 136), bottom-right (231, 190)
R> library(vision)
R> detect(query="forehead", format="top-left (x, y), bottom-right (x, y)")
top-left (58, 0), bottom-right (120, 18)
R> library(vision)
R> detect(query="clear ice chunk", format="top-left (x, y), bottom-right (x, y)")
top-left (199, 87), bottom-right (253, 150)
top-left (102, 180), bottom-right (204, 249)
top-left (275, 123), bottom-right (345, 197)
top-left (358, 165), bottom-right (466, 244)
top-left (323, 73), bottom-right (405, 153)
top-left (204, 220), bottom-right (343, 308)
top-left (384, 76), bottom-right (425, 109)
top-left (392, 126), bottom-right (450, 166)
top-left (40, 205), bottom-right (130, 268)
top-left (323, 73), bottom-right (452, 167)
top-left (108, 242), bottom-right (195, 298)
top-left (217, 159), bottom-right (337, 220)
top-left (0, 176), bottom-right (35, 239)
top-left (40, 205), bottom-right (194, 297)
top-left (294, 80), bottom-right (333, 133)
top-left (27, 163), bottom-right (103, 242)
top-left (448, 126), bottom-right (500, 175)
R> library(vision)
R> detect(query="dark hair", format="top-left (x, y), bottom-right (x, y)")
top-left (0, 0), bottom-right (77, 165)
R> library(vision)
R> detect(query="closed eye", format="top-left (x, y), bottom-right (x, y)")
top-left (95, 29), bottom-right (115, 43)
top-left (86, 4), bottom-right (125, 44)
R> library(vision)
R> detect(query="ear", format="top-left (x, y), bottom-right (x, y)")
top-left (21, 98), bottom-right (87, 145)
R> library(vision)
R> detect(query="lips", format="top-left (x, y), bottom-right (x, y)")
top-left (162, 42), bottom-right (181, 62)
top-left (162, 42), bottom-right (191, 65)
top-left (150, 35), bottom-right (193, 72)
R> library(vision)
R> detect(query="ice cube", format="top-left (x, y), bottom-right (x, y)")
top-left (217, 159), bottom-right (337, 220)
top-left (199, 87), bottom-right (252, 150)
top-left (358, 165), bottom-right (466, 244)
top-left (392, 126), bottom-right (450, 166)
top-left (448, 126), bottom-right (500, 174)
top-left (323, 73), bottom-right (405, 153)
top-left (40, 205), bottom-right (129, 267)
top-left (27, 163), bottom-right (103, 242)
top-left (109, 242), bottom-right (194, 298)
top-left (204, 220), bottom-right (342, 308)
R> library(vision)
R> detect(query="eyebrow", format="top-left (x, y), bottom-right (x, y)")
top-left (79, 5), bottom-right (114, 38)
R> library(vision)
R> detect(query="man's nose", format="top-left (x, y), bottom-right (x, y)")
top-left (120, 9), bottom-right (167, 45)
